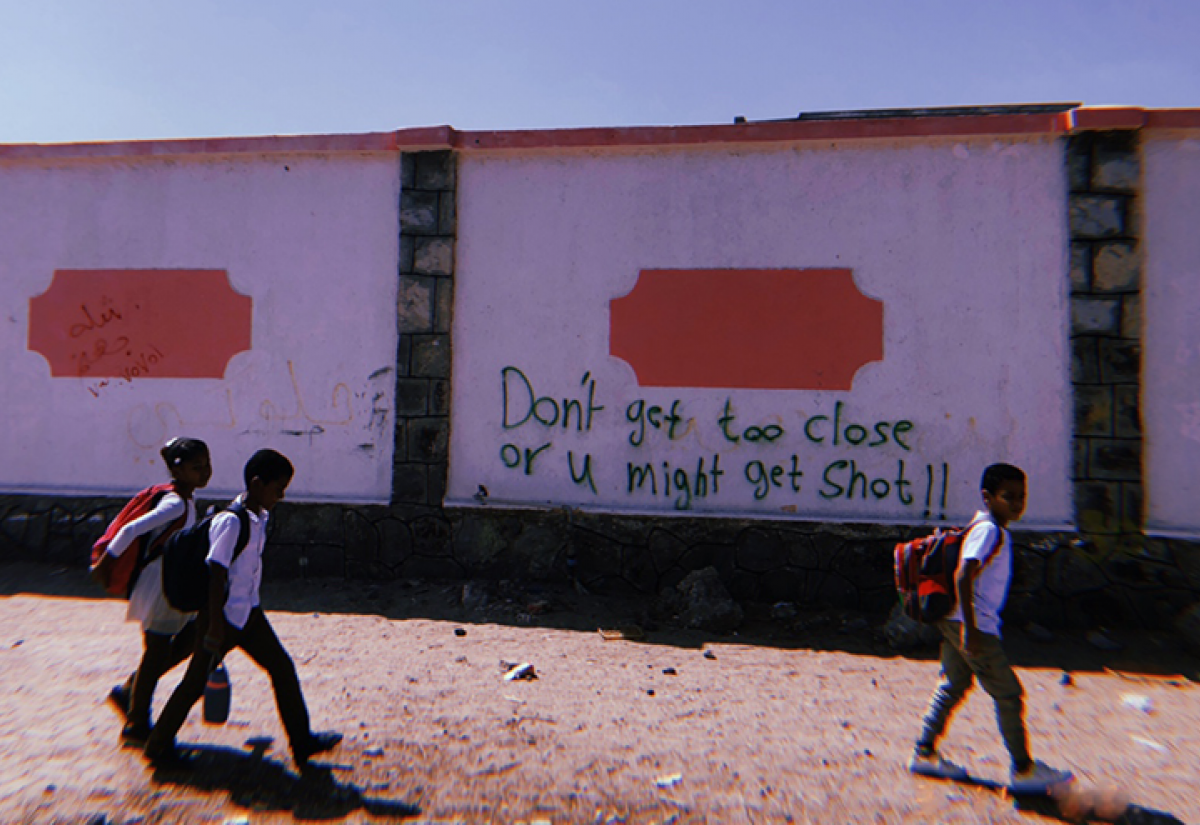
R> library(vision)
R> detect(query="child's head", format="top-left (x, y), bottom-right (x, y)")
top-left (243, 448), bottom-right (294, 513)
top-left (980, 463), bottom-right (1026, 526)
top-left (160, 437), bottom-right (212, 493)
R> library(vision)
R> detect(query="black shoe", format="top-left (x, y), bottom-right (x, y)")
top-left (293, 731), bottom-right (343, 767)
top-left (107, 684), bottom-right (131, 721)
top-left (145, 744), bottom-right (193, 772)
top-left (121, 723), bottom-right (152, 748)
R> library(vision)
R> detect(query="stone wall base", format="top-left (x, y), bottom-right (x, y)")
top-left (3, 494), bottom-right (1198, 632)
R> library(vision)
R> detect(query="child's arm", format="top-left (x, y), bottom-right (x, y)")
top-left (955, 558), bottom-right (983, 655)
top-left (106, 495), bottom-right (186, 557)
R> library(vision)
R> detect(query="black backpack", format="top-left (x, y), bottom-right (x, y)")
top-left (158, 502), bottom-right (251, 613)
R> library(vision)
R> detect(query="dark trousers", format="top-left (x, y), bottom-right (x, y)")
top-left (916, 620), bottom-right (1031, 770)
top-left (144, 606), bottom-right (311, 754)
top-left (127, 622), bottom-right (196, 730)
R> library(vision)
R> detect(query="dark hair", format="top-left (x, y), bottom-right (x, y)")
top-left (160, 437), bottom-right (209, 468)
top-left (244, 448), bottom-right (294, 487)
top-left (981, 463), bottom-right (1025, 494)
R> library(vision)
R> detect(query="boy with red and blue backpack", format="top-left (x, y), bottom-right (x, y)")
top-left (908, 463), bottom-right (1074, 793)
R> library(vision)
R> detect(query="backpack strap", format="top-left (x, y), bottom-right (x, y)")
top-left (226, 502), bottom-right (252, 565)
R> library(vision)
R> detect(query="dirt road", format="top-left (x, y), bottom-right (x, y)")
top-left (1, 562), bottom-right (1197, 824)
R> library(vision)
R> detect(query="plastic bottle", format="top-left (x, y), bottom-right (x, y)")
top-left (204, 663), bottom-right (232, 725)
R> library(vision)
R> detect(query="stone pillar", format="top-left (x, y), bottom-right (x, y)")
top-left (393, 151), bottom-right (456, 506)
top-left (1067, 131), bottom-right (1143, 537)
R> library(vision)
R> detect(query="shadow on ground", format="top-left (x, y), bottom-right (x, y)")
top-left (3, 562), bottom-right (1198, 680)
top-left (918, 773), bottom-right (1187, 825)
top-left (148, 737), bottom-right (420, 821)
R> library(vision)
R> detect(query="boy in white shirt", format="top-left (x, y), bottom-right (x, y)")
top-left (143, 449), bottom-right (341, 771)
top-left (908, 463), bottom-right (1073, 794)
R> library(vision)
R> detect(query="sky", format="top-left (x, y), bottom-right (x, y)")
top-left (1, 0), bottom-right (1198, 145)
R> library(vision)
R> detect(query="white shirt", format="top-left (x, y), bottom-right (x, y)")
top-left (107, 492), bottom-right (193, 557)
top-left (947, 511), bottom-right (1012, 637)
top-left (206, 494), bottom-right (268, 630)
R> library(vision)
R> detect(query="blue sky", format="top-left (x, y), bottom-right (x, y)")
top-left (1, 0), bottom-right (1197, 144)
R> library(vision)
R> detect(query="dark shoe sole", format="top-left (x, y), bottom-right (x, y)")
top-left (293, 731), bottom-right (343, 766)
top-left (106, 685), bottom-right (131, 721)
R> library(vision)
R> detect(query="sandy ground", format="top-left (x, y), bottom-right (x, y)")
top-left (1, 561), bottom-right (1198, 825)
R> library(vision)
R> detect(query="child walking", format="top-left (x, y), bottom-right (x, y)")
top-left (909, 463), bottom-right (1073, 793)
top-left (95, 437), bottom-right (213, 745)
top-left (143, 448), bottom-right (341, 771)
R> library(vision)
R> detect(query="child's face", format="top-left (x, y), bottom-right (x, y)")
top-left (174, 452), bottom-right (212, 490)
top-left (250, 475), bottom-right (291, 513)
top-left (983, 478), bottom-right (1026, 525)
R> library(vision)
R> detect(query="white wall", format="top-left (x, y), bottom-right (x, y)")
top-left (1145, 135), bottom-right (1200, 536)
top-left (448, 138), bottom-right (1073, 528)
top-left (0, 153), bottom-right (400, 503)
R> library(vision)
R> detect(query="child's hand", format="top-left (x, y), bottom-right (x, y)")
top-left (962, 625), bottom-right (983, 656)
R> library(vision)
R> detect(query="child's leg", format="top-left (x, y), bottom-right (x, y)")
top-left (127, 631), bottom-right (176, 733)
top-left (915, 621), bottom-right (975, 754)
top-left (964, 633), bottom-right (1031, 771)
top-left (143, 620), bottom-right (224, 759)
top-left (235, 607), bottom-right (312, 748)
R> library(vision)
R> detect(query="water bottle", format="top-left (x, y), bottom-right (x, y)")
top-left (203, 662), bottom-right (231, 725)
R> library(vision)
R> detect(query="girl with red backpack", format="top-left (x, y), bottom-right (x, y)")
top-left (92, 437), bottom-right (212, 745)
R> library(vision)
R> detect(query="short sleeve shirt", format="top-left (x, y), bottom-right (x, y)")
top-left (947, 511), bottom-right (1012, 637)
top-left (206, 494), bottom-right (268, 630)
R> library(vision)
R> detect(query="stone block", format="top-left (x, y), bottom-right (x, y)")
top-left (399, 555), bottom-right (465, 580)
top-left (397, 275), bottom-right (435, 333)
top-left (400, 190), bottom-right (439, 235)
top-left (1069, 242), bottom-right (1092, 292)
top-left (398, 234), bottom-right (414, 274)
top-left (430, 379), bottom-right (451, 415)
top-left (414, 151), bottom-right (456, 190)
top-left (410, 513), bottom-right (453, 557)
top-left (391, 462), bottom-right (428, 504)
top-left (453, 517), bottom-right (507, 571)
top-left (396, 334), bottom-right (411, 377)
top-left (648, 527), bottom-right (687, 573)
top-left (414, 237), bottom-right (454, 277)
top-left (1074, 385), bottom-right (1113, 436)
top-left (1066, 139), bottom-right (1091, 191)
top-left (407, 417), bottom-right (449, 463)
top-left (1047, 546), bottom-right (1110, 597)
top-left (380, 517), bottom-right (414, 570)
top-left (392, 421), bottom-right (406, 461)
top-left (1093, 242), bottom-right (1140, 292)
top-left (438, 191), bottom-right (457, 235)
top-left (411, 334), bottom-right (451, 378)
top-left (1073, 439), bottom-right (1087, 479)
top-left (1120, 482), bottom-right (1144, 532)
top-left (1088, 439), bottom-right (1142, 481)
top-left (1075, 481), bottom-right (1119, 534)
top-left (435, 277), bottom-right (454, 334)
top-left (1071, 296), bottom-right (1120, 334)
top-left (1071, 337), bottom-right (1100, 383)
top-left (342, 509), bottom-right (381, 564)
top-left (269, 503), bottom-right (343, 546)
top-left (394, 378), bottom-right (429, 416)
top-left (427, 462), bottom-right (448, 506)
top-left (1114, 385), bottom-right (1141, 437)
top-left (400, 153), bottom-right (417, 189)
top-left (1069, 194), bottom-right (1125, 238)
top-left (735, 527), bottom-right (786, 573)
top-left (1173, 602), bottom-right (1200, 656)
top-left (1099, 339), bottom-right (1140, 384)
top-left (1121, 292), bottom-right (1141, 339)
top-left (1093, 146), bottom-right (1140, 191)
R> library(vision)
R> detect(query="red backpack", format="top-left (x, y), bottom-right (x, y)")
top-left (894, 517), bottom-right (1001, 624)
top-left (89, 482), bottom-right (187, 597)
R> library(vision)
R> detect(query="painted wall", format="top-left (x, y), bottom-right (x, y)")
top-left (447, 137), bottom-right (1073, 528)
top-left (1145, 134), bottom-right (1200, 536)
top-left (1, 153), bottom-right (400, 503)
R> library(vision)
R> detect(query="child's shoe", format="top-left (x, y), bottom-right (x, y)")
top-left (121, 722), bottom-right (152, 748)
top-left (144, 743), bottom-right (193, 772)
top-left (106, 683), bottom-right (131, 720)
top-left (292, 731), bottom-right (343, 767)
top-left (908, 749), bottom-right (970, 780)
top-left (1010, 760), bottom-right (1073, 793)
